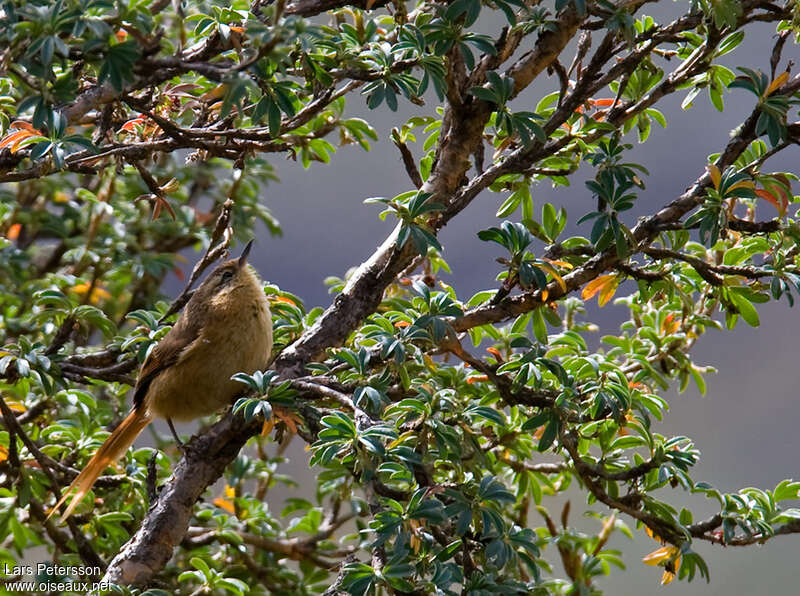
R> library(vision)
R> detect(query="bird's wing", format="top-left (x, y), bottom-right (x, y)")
top-left (132, 312), bottom-right (201, 410)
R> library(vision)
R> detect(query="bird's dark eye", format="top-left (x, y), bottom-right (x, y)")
top-left (220, 270), bottom-right (234, 284)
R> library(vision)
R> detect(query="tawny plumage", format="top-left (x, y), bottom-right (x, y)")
top-left (48, 241), bottom-right (273, 522)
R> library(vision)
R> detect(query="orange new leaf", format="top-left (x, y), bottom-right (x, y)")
top-left (261, 417), bottom-right (275, 437)
top-left (72, 283), bottom-right (111, 304)
top-left (6, 223), bottom-right (21, 240)
top-left (543, 259), bottom-right (574, 269)
top-left (642, 545), bottom-right (681, 585)
top-left (274, 406), bottom-right (301, 435)
top-left (581, 274), bottom-right (619, 306)
top-left (6, 400), bottom-right (26, 413)
top-left (755, 188), bottom-right (781, 212)
top-left (466, 375), bottom-right (489, 384)
top-left (660, 313), bottom-right (680, 335)
top-left (598, 276), bottom-right (619, 306)
top-left (765, 70), bottom-right (789, 97)
top-left (537, 262), bottom-right (567, 292)
top-left (213, 484), bottom-right (236, 513)
top-left (201, 85), bottom-right (227, 102)
top-left (9, 121), bottom-right (36, 131)
top-left (706, 164), bottom-right (721, 190)
top-left (0, 130), bottom-right (29, 149)
top-left (756, 175), bottom-right (791, 215)
top-left (642, 545), bottom-right (680, 566)
top-left (726, 179), bottom-right (755, 193)
top-left (120, 116), bottom-right (146, 132)
top-left (486, 346), bottom-right (503, 361)
top-left (0, 129), bottom-right (44, 153)
top-left (581, 276), bottom-right (609, 300)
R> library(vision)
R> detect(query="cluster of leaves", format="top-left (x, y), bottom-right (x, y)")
top-left (578, 137), bottom-right (647, 257)
top-left (300, 269), bottom-right (717, 593)
top-left (365, 190), bottom-right (443, 255)
top-left (470, 72), bottom-right (546, 146)
top-left (478, 219), bottom-right (569, 303)
top-left (685, 165), bottom-right (757, 245)
top-left (729, 68), bottom-right (800, 145)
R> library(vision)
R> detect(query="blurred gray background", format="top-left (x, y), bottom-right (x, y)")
top-left (227, 5), bottom-right (800, 593)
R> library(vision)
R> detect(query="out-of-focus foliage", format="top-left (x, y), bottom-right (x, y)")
top-left (1, 0), bottom-right (800, 594)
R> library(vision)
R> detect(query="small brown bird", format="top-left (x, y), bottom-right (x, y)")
top-left (49, 241), bottom-right (273, 521)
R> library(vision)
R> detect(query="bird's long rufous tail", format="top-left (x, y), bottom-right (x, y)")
top-left (48, 408), bottom-right (152, 523)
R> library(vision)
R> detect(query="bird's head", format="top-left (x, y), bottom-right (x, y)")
top-left (194, 240), bottom-right (263, 310)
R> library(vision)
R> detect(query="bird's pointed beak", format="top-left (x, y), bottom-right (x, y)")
top-left (238, 240), bottom-right (254, 269)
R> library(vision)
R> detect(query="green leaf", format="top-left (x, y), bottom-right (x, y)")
top-left (729, 289), bottom-right (760, 327)
top-left (537, 419), bottom-right (559, 452)
top-left (717, 31), bottom-right (744, 56)
top-left (774, 480), bottom-right (800, 502)
top-left (496, 192), bottom-right (522, 217)
top-left (689, 366), bottom-right (706, 396)
top-left (190, 556), bottom-right (211, 579)
top-left (98, 41), bottom-right (141, 91)
top-left (532, 308), bottom-right (548, 344)
top-left (465, 405), bottom-right (506, 425)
